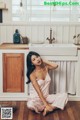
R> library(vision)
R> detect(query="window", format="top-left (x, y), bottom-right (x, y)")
top-left (12, 0), bottom-right (80, 22)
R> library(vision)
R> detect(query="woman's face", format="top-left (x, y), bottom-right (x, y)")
top-left (31, 55), bottom-right (42, 66)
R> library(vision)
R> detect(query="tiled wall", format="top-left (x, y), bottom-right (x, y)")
top-left (0, 23), bottom-right (80, 44)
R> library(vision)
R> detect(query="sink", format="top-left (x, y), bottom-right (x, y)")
top-left (29, 43), bottom-right (78, 56)
top-left (30, 43), bottom-right (54, 47)
top-left (30, 43), bottom-right (76, 47)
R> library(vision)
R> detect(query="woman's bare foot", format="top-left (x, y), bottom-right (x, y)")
top-left (43, 108), bottom-right (53, 116)
top-left (42, 106), bottom-right (57, 116)
top-left (43, 108), bottom-right (48, 116)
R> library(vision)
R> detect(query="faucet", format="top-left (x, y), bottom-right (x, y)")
top-left (46, 28), bottom-right (55, 44)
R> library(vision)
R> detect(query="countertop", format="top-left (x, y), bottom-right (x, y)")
top-left (0, 43), bottom-right (29, 49)
top-left (0, 43), bottom-right (80, 50)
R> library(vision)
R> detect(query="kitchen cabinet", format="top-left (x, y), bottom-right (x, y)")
top-left (3, 53), bottom-right (24, 92)
top-left (0, 44), bottom-right (29, 100)
top-left (0, 43), bottom-right (80, 101)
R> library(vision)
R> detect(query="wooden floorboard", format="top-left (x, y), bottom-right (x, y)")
top-left (0, 101), bottom-right (80, 120)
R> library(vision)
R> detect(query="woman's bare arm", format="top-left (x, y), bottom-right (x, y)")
top-left (30, 73), bottom-right (48, 106)
top-left (42, 59), bottom-right (58, 70)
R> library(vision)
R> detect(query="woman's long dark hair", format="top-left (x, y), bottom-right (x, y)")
top-left (26, 51), bottom-right (40, 84)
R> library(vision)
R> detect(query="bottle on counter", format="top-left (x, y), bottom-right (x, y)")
top-left (13, 29), bottom-right (21, 44)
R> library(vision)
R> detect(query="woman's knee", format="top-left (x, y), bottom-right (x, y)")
top-left (27, 101), bottom-right (34, 109)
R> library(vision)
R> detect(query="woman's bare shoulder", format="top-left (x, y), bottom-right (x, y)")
top-left (30, 71), bottom-right (36, 80)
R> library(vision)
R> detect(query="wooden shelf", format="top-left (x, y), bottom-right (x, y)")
top-left (0, 2), bottom-right (8, 10)
top-left (0, 8), bottom-right (8, 10)
top-left (74, 43), bottom-right (80, 45)
top-left (0, 43), bottom-right (29, 49)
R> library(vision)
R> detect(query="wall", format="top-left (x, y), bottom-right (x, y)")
top-left (0, 23), bottom-right (80, 44)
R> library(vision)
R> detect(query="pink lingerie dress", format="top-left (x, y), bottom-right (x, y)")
top-left (27, 70), bottom-right (68, 113)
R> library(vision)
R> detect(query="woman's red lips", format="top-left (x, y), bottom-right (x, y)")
top-left (38, 61), bottom-right (40, 63)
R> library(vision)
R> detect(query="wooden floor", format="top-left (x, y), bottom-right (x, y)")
top-left (0, 101), bottom-right (80, 120)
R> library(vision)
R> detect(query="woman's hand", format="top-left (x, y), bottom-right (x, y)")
top-left (41, 58), bottom-right (58, 70)
top-left (43, 103), bottom-right (53, 116)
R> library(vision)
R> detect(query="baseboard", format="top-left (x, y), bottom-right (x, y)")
top-left (68, 96), bottom-right (80, 101)
top-left (0, 96), bottom-right (80, 101)
top-left (0, 96), bottom-right (28, 101)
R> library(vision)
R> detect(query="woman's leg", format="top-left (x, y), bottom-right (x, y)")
top-left (46, 93), bottom-right (68, 110)
top-left (42, 93), bottom-right (68, 116)
top-left (27, 100), bottom-right (45, 114)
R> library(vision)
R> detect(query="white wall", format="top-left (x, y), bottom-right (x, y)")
top-left (0, 23), bottom-right (80, 44)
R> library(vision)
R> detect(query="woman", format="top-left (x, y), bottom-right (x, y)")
top-left (26, 51), bottom-right (68, 116)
